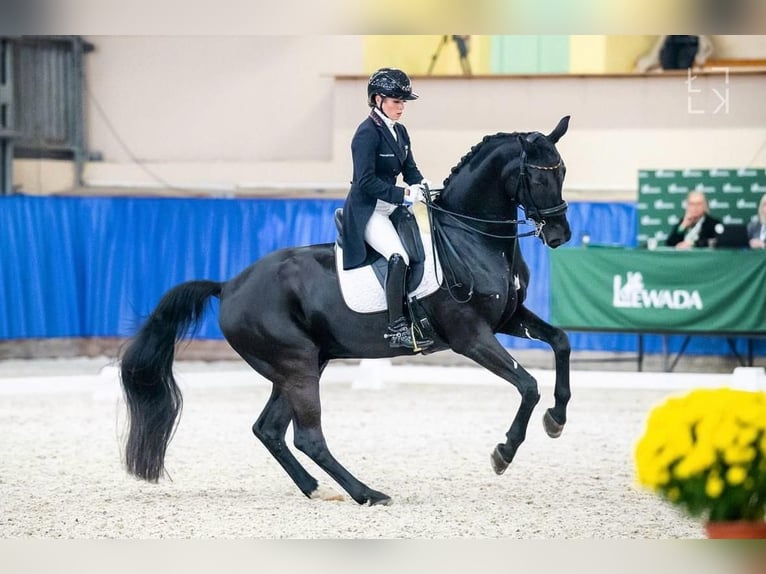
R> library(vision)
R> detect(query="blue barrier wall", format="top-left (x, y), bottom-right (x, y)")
top-left (1, 195), bottom-right (762, 357)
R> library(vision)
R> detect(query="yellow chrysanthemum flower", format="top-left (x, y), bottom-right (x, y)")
top-left (726, 466), bottom-right (747, 486)
top-left (635, 388), bottom-right (766, 521)
top-left (705, 473), bottom-right (724, 498)
top-left (723, 445), bottom-right (757, 465)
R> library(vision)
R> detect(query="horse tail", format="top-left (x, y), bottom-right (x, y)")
top-left (120, 280), bottom-right (223, 482)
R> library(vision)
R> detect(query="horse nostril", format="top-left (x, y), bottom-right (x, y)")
top-left (547, 237), bottom-right (563, 248)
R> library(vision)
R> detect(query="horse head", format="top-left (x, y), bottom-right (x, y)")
top-left (439, 115), bottom-right (572, 248)
top-left (512, 115), bottom-right (571, 248)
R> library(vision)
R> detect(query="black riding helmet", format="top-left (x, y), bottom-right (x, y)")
top-left (367, 68), bottom-right (419, 108)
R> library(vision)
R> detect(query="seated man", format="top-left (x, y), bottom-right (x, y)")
top-left (665, 190), bottom-right (721, 249)
top-left (747, 193), bottom-right (766, 249)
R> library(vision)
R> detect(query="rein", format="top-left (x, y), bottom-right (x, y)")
top-left (422, 190), bottom-right (474, 303)
top-left (425, 200), bottom-right (543, 240)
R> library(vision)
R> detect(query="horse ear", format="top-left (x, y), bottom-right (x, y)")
top-left (547, 115), bottom-right (570, 144)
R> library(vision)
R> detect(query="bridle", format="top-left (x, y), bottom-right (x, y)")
top-left (424, 134), bottom-right (567, 240)
top-left (516, 138), bottom-right (568, 229)
top-left (422, 134), bottom-right (567, 302)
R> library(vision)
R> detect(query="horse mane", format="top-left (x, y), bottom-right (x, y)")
top-left (442, 132), bottom-right (520, 188)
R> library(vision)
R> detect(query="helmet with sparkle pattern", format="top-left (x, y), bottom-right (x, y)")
top-left (367, 68), bottom-right (418, 107)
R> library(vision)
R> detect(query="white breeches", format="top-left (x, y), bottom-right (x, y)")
top-left (363, 200), bottom-right (409, 265)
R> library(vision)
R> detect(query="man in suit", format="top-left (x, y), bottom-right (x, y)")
top-left (341, 68), bottom-right (432, 349)
top-left (747, 193), bottom-right (766, 249)
top-left (666, 190), bottom-right (722, 249)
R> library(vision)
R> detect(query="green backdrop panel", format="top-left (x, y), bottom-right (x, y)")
top-left (637, 168), bottom-right (766, 245)
top-left (550, 247), bottom-right (766, 333)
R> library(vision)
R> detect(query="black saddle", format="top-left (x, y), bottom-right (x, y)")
top-left (335, 206), bottom-right (426, 293)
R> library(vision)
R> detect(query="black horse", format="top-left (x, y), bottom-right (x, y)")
top-left (120, 116), bottom-right (573, 505)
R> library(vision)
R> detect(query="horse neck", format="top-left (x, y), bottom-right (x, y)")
top-left (440, 140), bottom-right (521, 221)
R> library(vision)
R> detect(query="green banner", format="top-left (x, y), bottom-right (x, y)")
top-left (637, 168), bottom-right (766, 245)
top-left (550, 247), bottom-right (766, 333)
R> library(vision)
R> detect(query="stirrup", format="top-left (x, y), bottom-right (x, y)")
top-left (402, 316), bottom-right (434, 351)
top-left (411, 327), bottom-right (434, 351)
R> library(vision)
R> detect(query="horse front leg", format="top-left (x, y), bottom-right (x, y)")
top-left (497, 305), bottom-right (571, 439)
top-left (449, 327), bottom-right (540, 475)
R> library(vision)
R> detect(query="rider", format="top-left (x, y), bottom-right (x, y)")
top-left (341, 67), bottom-right (433, 349)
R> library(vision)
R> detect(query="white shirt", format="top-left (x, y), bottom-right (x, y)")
top-left (373, 108), bottom-right (397, 141)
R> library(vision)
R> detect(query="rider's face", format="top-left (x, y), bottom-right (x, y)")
top-left (378, 96), bottom-right (405, 121)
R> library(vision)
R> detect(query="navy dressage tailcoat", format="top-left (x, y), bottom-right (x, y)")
top-left (341, 110), bottom-right (424, 270)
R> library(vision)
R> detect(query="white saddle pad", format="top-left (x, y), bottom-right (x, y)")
top-left (335, 233), bottom-right (442, 314)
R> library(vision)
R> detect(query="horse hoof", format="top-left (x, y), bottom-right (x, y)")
top-left (367, 492), bottom-right (392, 506)
top-left (543, 409), bottom-right (564, 438)
top-left (491, 445), bottom-right (511, 475)
top-left (310, 485), bottom-right (345, 502)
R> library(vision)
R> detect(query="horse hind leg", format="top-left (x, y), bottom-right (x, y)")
top-left (243, 347), bottom-right (390, 505)
top-left (230, 340), bottom-right (337, 501)
top-left (253, 385), bottom-right (344, 501)
top-left (286, 373), bottom-right (392, 506)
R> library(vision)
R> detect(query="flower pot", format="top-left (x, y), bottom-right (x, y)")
top-left (705, 521), bottom-right (766, 539)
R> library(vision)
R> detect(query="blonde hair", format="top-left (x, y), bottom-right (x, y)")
top-left (686, 190), bottom-right (708, 210)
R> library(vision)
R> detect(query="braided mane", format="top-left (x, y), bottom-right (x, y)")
top-left (442, 132), bottom-right (519, 188)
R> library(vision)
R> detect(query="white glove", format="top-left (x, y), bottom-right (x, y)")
top-left (420, 178), bottom-right (433, 191)
top-left (404, 183), bottom-right (425, 205)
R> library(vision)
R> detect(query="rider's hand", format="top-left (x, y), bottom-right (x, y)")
top-left (404, 184), bottom-right (425, 205)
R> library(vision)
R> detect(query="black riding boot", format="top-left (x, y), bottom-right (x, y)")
top-left (384, 254), bottom-right (433, 350)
